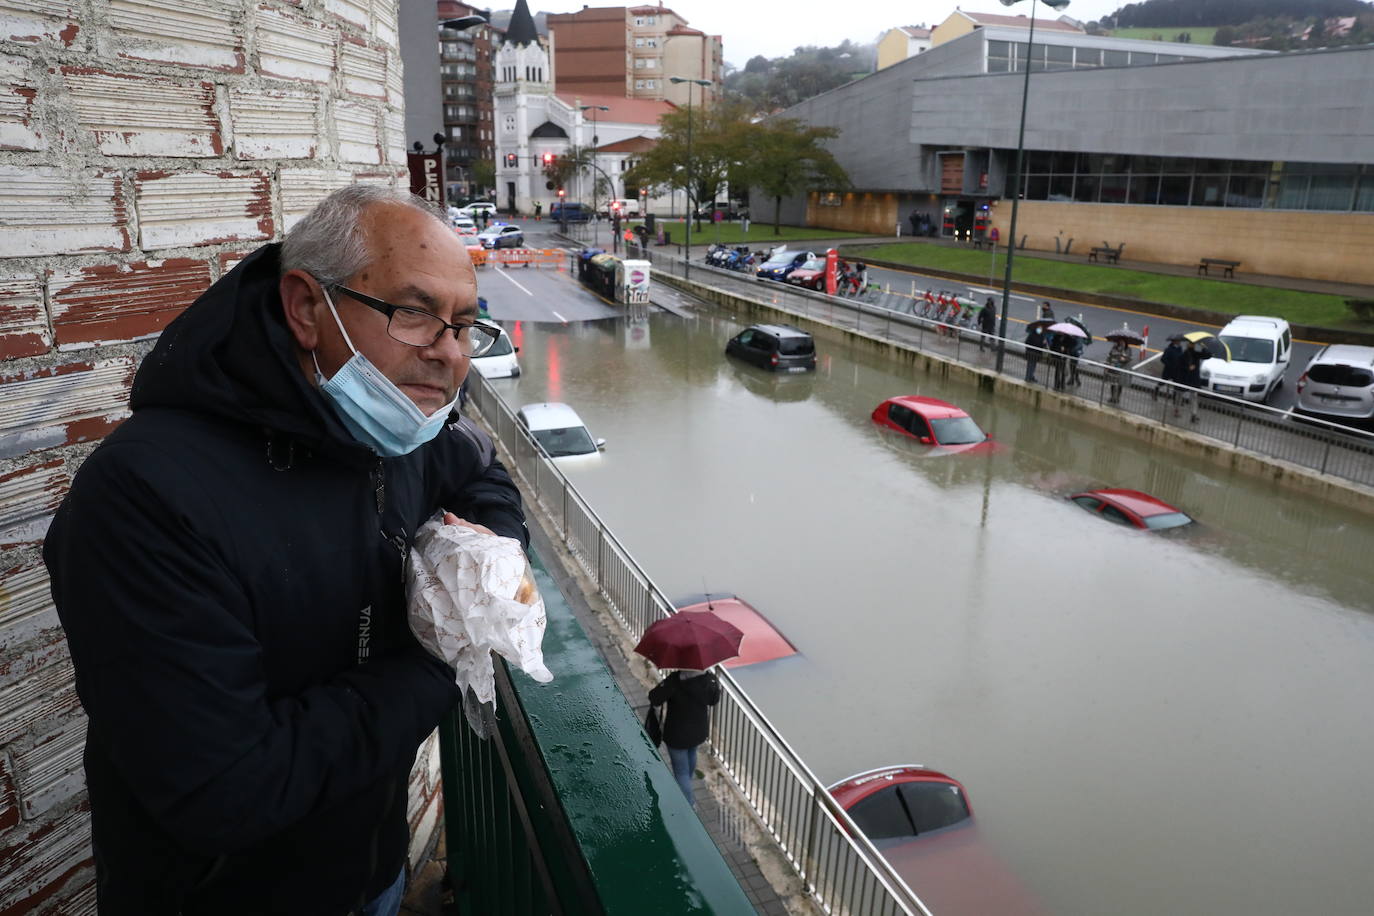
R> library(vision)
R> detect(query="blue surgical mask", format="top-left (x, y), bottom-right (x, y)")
top-left (312, 286), bottom-right (459, 457)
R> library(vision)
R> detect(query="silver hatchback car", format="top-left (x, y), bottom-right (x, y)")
top-left (1296, 345), bottom-right (1374, 422)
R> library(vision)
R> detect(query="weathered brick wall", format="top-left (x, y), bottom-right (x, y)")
top-left (0, 1), bottom-right (410, 911)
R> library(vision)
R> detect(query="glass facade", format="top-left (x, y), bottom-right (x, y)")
top-left (1014, 153), bottom-right (1374, 212)
top-left (986, 38), bottom-right (1206, 73)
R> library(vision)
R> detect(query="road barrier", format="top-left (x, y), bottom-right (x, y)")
top-left (474, 247), bottom-right (566, 269)
top-left (642, 250), bottom-right (1374, 492)
top-left (466, 372), bottom-right (932, 916)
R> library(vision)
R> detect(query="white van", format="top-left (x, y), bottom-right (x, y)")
top-left (1200, 315), bottom-right (1292, 403)
top-left (516, 402), bottom-right (605, 466)
top-left (602, 198), bottom-right (640, 219)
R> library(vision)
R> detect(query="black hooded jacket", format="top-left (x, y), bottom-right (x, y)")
top-left (648, 672), bottom-right (721, 749)
top-left (43, 244), bottom-right (526, 915)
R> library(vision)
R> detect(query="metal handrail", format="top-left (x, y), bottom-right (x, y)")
top-left (640, 249), bottom-right (1374, 489)
top-left (466, 373), bottom-right (932, 916)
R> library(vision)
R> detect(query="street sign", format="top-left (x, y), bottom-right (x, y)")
top-left (407, 152), bottom-right (444, 205)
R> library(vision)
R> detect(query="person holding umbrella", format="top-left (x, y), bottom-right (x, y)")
top-left (1104, 325), bottom-right (1143, 404)
top-left (1178, 337), bottom-right (1205, 422)
top-left (636, 611), bottom-right (740, 807)
top-left (1157, 336), bottom-right (1184, 401)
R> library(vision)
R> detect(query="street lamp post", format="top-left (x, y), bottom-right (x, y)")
top-left (579, 104), bottom-right (609, 244)
top-left (994, 0), bottom-right (1069, 373)
top-left (669, 76), bottom-right (711, 278)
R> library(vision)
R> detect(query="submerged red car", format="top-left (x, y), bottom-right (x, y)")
top-left (829, 766), bottom-right (1042, 916)
top-left (1069, 488), bottom-right (1194, 530)
top-left (871, 396), bottom-right (996, 454)
top-left (674, 594), bottom-right (797, 669)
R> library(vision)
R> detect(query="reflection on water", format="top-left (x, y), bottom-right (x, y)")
top-left (494, 306), bottom-right (1374, 916)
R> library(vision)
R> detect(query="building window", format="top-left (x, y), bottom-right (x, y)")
top-left (644, 79), bottom-right (657, 89)
top-left (503, 115), bottom-right (516, 133)
top-left (634, 79), bottom-right (644, 89)
top-left (635, 58), bottom-right (645, 68)
top-left (635, 37), bottom-right (644, 47)
top-left (646, 37), bottom-right (657, 47)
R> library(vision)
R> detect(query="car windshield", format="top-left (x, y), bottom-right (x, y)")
top-left (798, 257), bottom-right (823, 271)
top-left (532, 426), bottom-right (596, 457)
top-left (847, 782), bottom-right (971, 841)
top-left (1309, 363), bottom-right (1374, 387)
top-left (929, 416), bottom-right (986, 445)
top-left (475, 333), bottom-right (513, 357)
top-left (1143, 511), bottom-right (1194, 530)
top-left (762, 252), bottom-right (793, 268)
top-left (1219, 335), bottom-right (1275, 363)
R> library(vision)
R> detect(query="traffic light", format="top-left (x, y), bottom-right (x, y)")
top-left (541, 152), bottom-right (554, 167)
top-left (503, 153), bottom-right (516, 167)
top-left (557, 188), bottom-right (565, 198)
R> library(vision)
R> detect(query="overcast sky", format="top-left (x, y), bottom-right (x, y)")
top-left (531, 0), bottom-right (1128, 66)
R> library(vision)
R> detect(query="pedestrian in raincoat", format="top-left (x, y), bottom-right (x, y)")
top-left (1068, 332), bottom-right (1085, 386)
top-left (1158, 337), bottom-right (1184, 401)
top-left (1050, 332), bottom-right (1071, 390)
top-left (1178, 338), bottom-right (1204, 422)
top-left (648, 669), bottom-right (721, 807)
top-left (1024, 324), bottom-right (1047, 383)
top-left (978, 297), bottom-right (997, 350)
top-left (1106, 340), bottom-right (1132, 403)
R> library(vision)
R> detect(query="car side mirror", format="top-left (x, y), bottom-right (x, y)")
top-left (595, 438), bottom-right (607, 451)
top-left (514, 346), bottom-right (521, 353)
top-left (919, 436), bottom-right (933, 445)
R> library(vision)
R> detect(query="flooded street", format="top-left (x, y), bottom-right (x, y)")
top-left (493, 306), bottom-right (1374, 915)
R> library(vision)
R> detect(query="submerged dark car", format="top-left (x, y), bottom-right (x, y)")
top-left (725, 324), bottom-right (817, 372)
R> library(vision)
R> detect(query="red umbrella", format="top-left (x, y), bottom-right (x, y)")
top-left (634, 610), bottom-right (744, 670)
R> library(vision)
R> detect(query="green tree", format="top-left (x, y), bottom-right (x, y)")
top-left (470, 157), bottom-right (495, 196)
top-left (624, 99), bottom-right (757, 225)
top-left (745, 119), bottom-right (849, 234)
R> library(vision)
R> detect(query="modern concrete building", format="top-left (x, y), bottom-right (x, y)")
top-left (767, 27), bottom-right (1374, 285)
top-left (544, 4), bottom-right (721, 105)
top-left (876, 25), bottom-right (933, 70)
top-left (494, 0), bottom-right (671, 214)
top-left (437, 1), bottom-right (498, 199)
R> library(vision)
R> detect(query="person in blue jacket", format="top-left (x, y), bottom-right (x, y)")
top-left (44, 186), bottom-right (525, 916)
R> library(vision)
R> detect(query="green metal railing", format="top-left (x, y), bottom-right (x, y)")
top-left (439, 551), bottom-right (753, 915)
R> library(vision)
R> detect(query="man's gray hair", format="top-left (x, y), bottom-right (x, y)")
top-left (280, 185), bottom-right (447, 287)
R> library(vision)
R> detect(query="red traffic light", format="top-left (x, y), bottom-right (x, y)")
top-left (556, 188), bottom-right (565, 197)
top-left (541, 152), bottom-right (554, 166)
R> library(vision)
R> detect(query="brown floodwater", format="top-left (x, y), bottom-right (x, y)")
top-left (493, 306), bottom-right (1374, 915)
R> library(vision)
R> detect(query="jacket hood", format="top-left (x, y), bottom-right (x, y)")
top-left (130, 244), bottom-right (369, 463)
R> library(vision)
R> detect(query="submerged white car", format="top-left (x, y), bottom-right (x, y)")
top-left (468, 324), bottom-right (519, 379)
top-left (516, 402), bottom-right (605, 465)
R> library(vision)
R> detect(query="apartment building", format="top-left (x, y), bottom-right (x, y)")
top-left (437, 0), bottom-right (498, 198)
top-left (545, 3), bottom-right (720, 104)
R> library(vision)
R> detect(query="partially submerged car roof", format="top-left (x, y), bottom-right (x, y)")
top-left (749, 324), bottom-right (811, 339)
top-left (518, 401), bottom-right (586, 431)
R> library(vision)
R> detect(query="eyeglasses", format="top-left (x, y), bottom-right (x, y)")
top-left (332, 285), bottom-right (500, 357)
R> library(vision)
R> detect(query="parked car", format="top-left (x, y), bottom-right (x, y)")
top-left (673, 594), bottom-right (798, 668)
top-left (1200, 315), bottom-right (1292, 402)
top-left (725, 324), bottom-right (816, 373)
top-left (1295, 344), bottom-right (1374, 422)
top-left (1069, 488), bottom-right (1194, 530)
top-left (694, 201), bottom-right (739, 220)
top-left (755, 249), bottom-right (814, 282)
top-left (450, 215), bottom-right (477, 233)
top-left (784, 255), bottom-right (828, 291)
top-left (477, 224), bottom-right (524, 249)
top-left (550, 201), bottom-right (592, 223)
top-left (468, 323), bottom-right (519, 379)
top-left (516, 402), bottom-right (605, 465)
top-left (871, 396), bottom-right (995, 454)
top-left (829, 766), bottom-right (1042, 916)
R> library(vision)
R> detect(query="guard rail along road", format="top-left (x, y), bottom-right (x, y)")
top-left (633, 247), bottom-right (1374, 494)
top-left (466, 371), bottom-right (934, 916)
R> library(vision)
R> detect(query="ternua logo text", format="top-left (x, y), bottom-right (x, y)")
top-left (357, 605), bottom-right (372, 663)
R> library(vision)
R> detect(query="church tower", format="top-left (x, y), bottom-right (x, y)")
top-left (494, 0), bottom-right (551, 214)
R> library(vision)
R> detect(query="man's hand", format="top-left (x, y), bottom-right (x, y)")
top-left (442, 511), bottom-right (495, 536)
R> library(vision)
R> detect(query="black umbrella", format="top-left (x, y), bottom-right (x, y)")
top-left (1105, 324), bottom-right (1144, 345)
top-left (1026, 318), bottom-right (1055, 333)
top-left (1067, 316), bottom-right (1092, 343)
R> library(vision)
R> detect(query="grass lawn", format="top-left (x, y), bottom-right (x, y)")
top-left (847, 242), bottom-right (1367, 330)
top-left (1110, 26), bottom-right (1219, 44)
top-left (624, 220), bottom-right (868, 246)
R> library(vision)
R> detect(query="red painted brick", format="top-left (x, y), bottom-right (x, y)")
top-left (0, 458), bottom-right (68, 548)
top-left (0, 274), bottom-right (50, 360)
top-left (48, 259), bottom-right (210, 349)
top-left (0, 358), bottom-right (136, 459)
top-left (1, 53), bottom-right (43, 152)
top-left (107, 0), bottom-right (245, 73)
top-left (0, 167), bottom-right (130, 258)
top-left (62, 67), bottom-right (222, 158)
top-left (256, 6), bottom-right (336, 84)
top-left (133, 170), bottom-right (273, 249)
top-left (218, 250), bottom-right (252, 277)
top-left (0, 1), bottom-right (80, 46)
top-left (0, 757), bottom-right (18, 832)
top-left (0, 806), bottom-right (91, 915)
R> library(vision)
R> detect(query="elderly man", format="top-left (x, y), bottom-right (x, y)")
top-left (44, 186), bottom-right (525, 915)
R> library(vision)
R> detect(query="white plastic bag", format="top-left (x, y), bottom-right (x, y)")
top-left (407, 514), bottom-right (553, 736)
